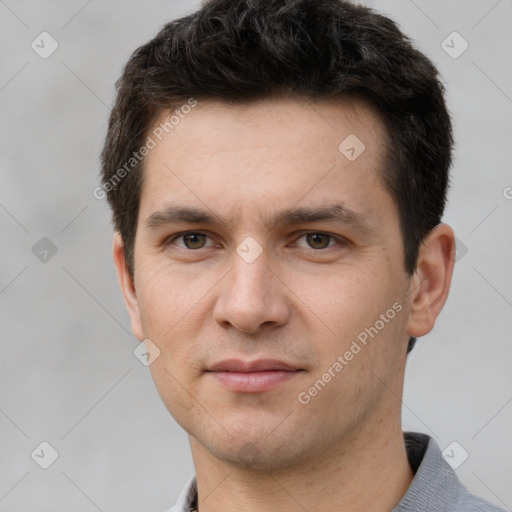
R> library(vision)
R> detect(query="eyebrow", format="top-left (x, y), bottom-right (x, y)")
top-left (144, 202), bottom-right (378, 236)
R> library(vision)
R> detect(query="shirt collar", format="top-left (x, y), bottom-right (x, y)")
top-left (167, 472), bottom-right (197, 512)
top-left (392, 431), bottom-right (464, 511)
top-left (166, 432), bottom-right (467, 512)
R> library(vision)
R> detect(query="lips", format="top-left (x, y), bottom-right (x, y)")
top-left (205, 359), bottom-right (303, 392)
top-left (206, 358), bottom-right (300, 373)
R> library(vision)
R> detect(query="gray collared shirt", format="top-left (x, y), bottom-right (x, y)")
top-left (164, 431), bottom-right (506, 512)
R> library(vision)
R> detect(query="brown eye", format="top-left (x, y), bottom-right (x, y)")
top-left (166, 231), bottom-right (213, 250)
top-left (305, 233), bottom-right (333, 249)
top-left (292, 232), bottom-right (348, 253)
top-left (181, 232), bottom-right (207, 249)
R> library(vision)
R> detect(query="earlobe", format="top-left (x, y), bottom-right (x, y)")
top-left (406, 223), bottom-right (456, 338)
top-left (112, 232), bottom-right (144, 341)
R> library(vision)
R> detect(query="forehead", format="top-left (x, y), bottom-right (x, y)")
top-left (148, 95), bottom-right (387, 152)
top-left (138, 96), bottom-right (394, 231)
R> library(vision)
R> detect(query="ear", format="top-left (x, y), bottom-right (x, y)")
top-left (112, 232), bottom-right (144, 341)
top-left (406, 223), bottom-right (456, 338)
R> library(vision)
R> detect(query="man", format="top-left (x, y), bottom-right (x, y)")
top-left (100, 0), bottom-right (506, 510)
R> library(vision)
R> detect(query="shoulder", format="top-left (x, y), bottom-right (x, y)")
top-left (456, 487), bottom-right (507, 512)
top-left (398, 432), bottom-right (507, 512)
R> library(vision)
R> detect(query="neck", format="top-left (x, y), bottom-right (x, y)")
top-left (189, 409), bottom-right (414, 512)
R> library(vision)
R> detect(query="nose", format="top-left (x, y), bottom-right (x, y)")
top-left (212, 248), bottom-right (290, 334)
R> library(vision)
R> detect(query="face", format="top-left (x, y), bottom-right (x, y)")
top-left (114, 97), bottom-right (444, 470)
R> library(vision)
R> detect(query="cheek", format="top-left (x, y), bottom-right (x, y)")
top-left (295, 262), bottom-right (405, 370)
top-left (137, 266), bottom-right (206, 421)
top-left (135, 263), bottom-right (209, 377)
top-left (292, 264), bottom-right (389, 331)
top-left (148, 354), bottom-right (202, 431)
top-left (135, 261), bottom-right (202, 336)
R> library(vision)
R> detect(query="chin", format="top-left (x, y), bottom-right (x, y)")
top-left (202, 433), bottom-right (305, 471)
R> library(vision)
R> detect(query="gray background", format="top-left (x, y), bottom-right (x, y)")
top-left (0, 0), bottom-right (511, 510)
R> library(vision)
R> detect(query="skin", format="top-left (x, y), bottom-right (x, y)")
top-left (113, 96), bottom-right (455, 512)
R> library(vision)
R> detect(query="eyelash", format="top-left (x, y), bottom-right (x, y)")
top-left (163, 231), bottom-right (348, 252)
